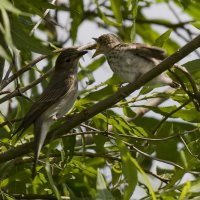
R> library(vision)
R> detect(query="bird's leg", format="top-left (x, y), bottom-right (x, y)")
top-left (16, 84), bottom-right (34, 103)
top-left (49, 114), bottom-right (58, 121)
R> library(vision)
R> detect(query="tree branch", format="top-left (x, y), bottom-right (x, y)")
top-left (0, 34), bottom-right (200, 163)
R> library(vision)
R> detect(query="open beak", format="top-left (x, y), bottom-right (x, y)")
top-left (92, 49), bottom-right (101, 58)
top-left (92, 39), bottom-right (101, 58)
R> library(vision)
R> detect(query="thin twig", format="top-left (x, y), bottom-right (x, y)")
top-left (0, 54), bottom-right (48, 90)
top-left (169, 66), bottom-right (200, 110)
top-left (127, 88), bottom-right (175, 121)
top-left (152, 98), bottom-right (192, 135)
top-left (0, 90), bottom-right (10, 95)
top-left (175, 64), bottom-right (199, 94)
top-left (0, 68), bottom-right (53, 104)
top-left (144, 170), bottom-right (169, 184)
top-left (108, 134), bottom-right (185, 170)
top-left (168, 2), bottom-right (182, 22)
top-left (0, 118), bottom-right (22, 128)
top-left (179, 134), bottom-right (199, 159)
top-left (29, 0), bottom-right (57, 36)
top-left (80, 124), bottom-right (199, 142)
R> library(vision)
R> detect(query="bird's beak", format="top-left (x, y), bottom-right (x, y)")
top-left (77, 50), bottom-right (88, 58)
top-left (92, 37), bottom-right (101, 58)
top-left (92, 43), bottom-right (101, 58)
top-left (92, 37), bottom-right (98, 42)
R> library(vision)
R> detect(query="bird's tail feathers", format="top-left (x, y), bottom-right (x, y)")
top-left (32, 120), bottom-right (50, 178)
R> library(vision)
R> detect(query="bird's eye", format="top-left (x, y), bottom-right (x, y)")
top-left (99, 37), bottom-right (103, 42)
top-left (65, 58), bottom-right (71, 62)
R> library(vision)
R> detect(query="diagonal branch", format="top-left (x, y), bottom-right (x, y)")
top-left (0, 34), bottom-right (200, 163)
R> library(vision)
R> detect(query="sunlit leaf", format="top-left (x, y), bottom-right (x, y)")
top-left (115, 133), bottom-right (156, 200)
top-left (11, 17), bottom-right (52, 54)
top-left (0, 0), bottom-right (27, 15)
top-left (110, 0), bottom-right (122, 23)
top-left (69, 0), bottom-right (84, 43)
top-left (95, 0), bottom-right (121, 27)
top-left (154, 29), bottom-right (172, 47)
top-left (191, 21), bottom-right (200, 29)
top-left (0, 44), bottom-right (11, 61)
top-left (96, 169), bottom-right (115, 200)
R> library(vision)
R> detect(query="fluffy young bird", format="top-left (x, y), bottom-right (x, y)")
top-left (14, 48), bottom-right (87, 178)
top-left (92, 33), bottom-right (178, 88)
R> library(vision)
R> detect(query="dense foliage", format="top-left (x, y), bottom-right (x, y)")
top-left (0, 0), bottom-right (200, 199)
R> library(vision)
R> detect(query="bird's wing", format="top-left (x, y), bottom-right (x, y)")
top-left (123, 43), bottom-right (167, 60)
top-left (15, 77), bottom-right (76, 134)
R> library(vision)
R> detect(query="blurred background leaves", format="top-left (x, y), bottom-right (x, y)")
top-left (0, 0), bottom-right (200, 199)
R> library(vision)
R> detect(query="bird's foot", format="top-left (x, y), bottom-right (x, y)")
top-left (49, 115), bottom-right (58, 121)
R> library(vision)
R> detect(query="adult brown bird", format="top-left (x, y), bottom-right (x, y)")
top-left (13, 48), bottom-right (87, 178)
top-left (92, 33), bottom-right (178, 88)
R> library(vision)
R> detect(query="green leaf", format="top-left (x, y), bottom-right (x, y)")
top-left (13, 0), bottom-right (59, 16)
top-left (85, 56), bottom-right (106, 71)
top-left (92, 113), bottom-right (108, 131)
top-left (79, 65), bottom-right (95, 85)
top-left (182, 1), bottom-right (200, 21)
top-left (128, 0), bottom-right (138, 41)
top-left (11, 17), bottom-right (52, 54)
top-left (191, 21), bottom-right (200, 29)
top-left (1, 8), bottom-right (14, 49)
top-left (130, 21), bottom-right (136, 42)
top-left (123, 106), bottom-right (136, 118)
top-left (105, 74), bottom-right (123, 85)
top-left (115, 133), bottom-right (157, 200)
top-left (127, 0), bottom-right (138, 17)
top-left (45, 161), bottom-right (62, 200)
top-left (0, 115), bottom-right (10, 133)
top-left (62, 135), bottom-right (76, 161)
top-left (101, 12), bottom-right (121, 27)
top-left (154, 29), bottom-right (172, 47)
top-left (178, 0), bottom-right (191, 9)
top-left (115, 132), bottom-right (155, 200)
top-left (127, 0), bottom-right (132, 10)
top-left (146, 105), bottom-right (200, 123)
top-left (83, 85), bottom-right (118, 101)
top-left (78, 57), bottom-right (106, 85)
top-left (136, 22), bottom-right (179, 54)
top-left (115, 137), bottom-right (137, 200)
top-left (0, 44), bottom-right (11, 61)
top-left (139, 85), bottom-right (155, 95)
top-left (69, 0), bottom-right (84, 43)
top-left (95, 0), bottom-right (121, 27)
top-left (132, 0), bottom-right (138, 17)
top-left (0, 0), bottom-right (28, 15)
top-left (110, 0), bottom-right (122, 23)
top-left (79, 56), bottom-right (106, 80)
top-left (136, 23), bottom-right (161, 44)
top-left (96, 169), bottom-right (115, 200)
top-left (173, 108), bottom-right (200, 123)
top-left (166, 169), bottom-right (186, 190)
top-left (189, 180), bottom-right (200, 193)
top-left (183, 59), bottom-right (200, 79)
top-left (109, 118), bottom-right (128, 135)
top-left (111, 162), bottom-right (122, 186)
